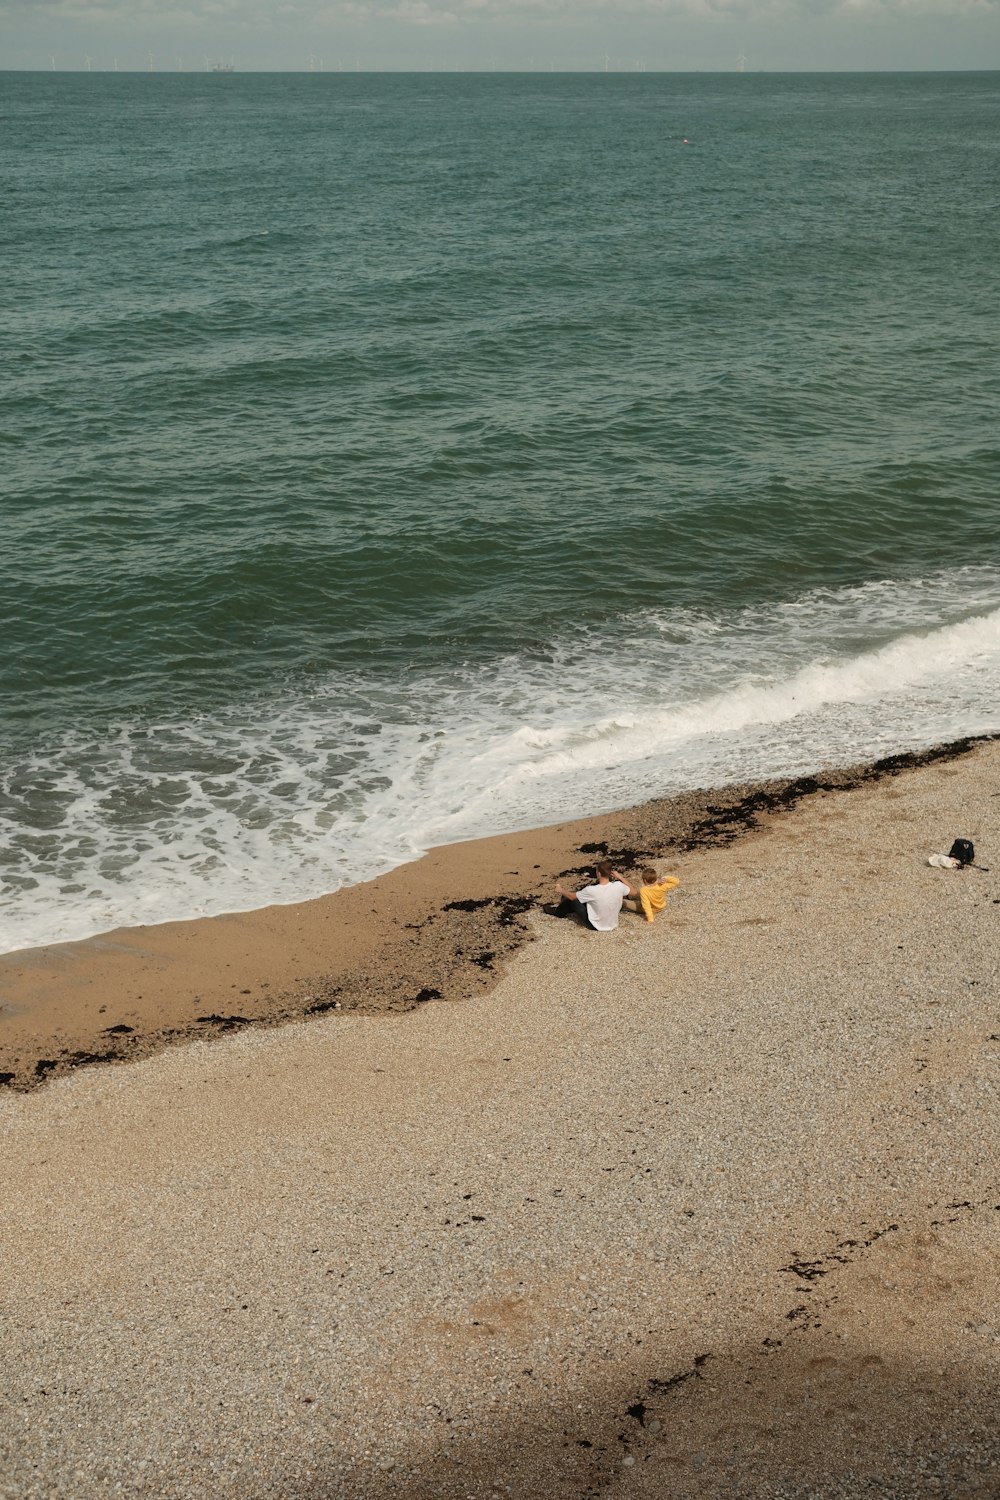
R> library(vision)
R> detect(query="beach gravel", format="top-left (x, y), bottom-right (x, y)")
top-left (2, 745), bottom-right (999, 1498)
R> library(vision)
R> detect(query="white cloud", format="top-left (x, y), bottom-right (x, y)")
top-left (4, 0), bottom-right (997, 20)
top-left (317, 0), bottom-right (997, 16)
top-left (835, 0), bottom-right (995, 12)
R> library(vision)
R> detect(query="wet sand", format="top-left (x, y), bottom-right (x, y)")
top-left (2, 737), bottom-right (999, 1498)
top-left (0, 737), bottom-right (990, 1093)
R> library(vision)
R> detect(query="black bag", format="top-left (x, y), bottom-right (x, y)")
top-left (948, 838), bottom-right (974, 866)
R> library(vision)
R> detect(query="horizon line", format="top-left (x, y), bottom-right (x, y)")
top-left (5, 65), bottom-right (999, 74)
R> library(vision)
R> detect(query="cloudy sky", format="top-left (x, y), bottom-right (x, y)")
top-left (2, 0), bottom-right (998, 72)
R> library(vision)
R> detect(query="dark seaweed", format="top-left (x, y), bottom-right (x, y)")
top-left (442, 895), bottom-right (536, 925)
top-left (647, 1352), bottom-right (711, 1394)
top-left (681, 737), bottom-right (993, 852)
top-left (306, 996), bottom-right (341, 1015)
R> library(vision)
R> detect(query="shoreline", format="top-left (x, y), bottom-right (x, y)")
top-left (1, 733), bottom-right (993, 1093)
top-left (3, 728), bottom-right (999, 1497)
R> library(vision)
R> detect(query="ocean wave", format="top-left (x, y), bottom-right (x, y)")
top-left (3, 567), bottom-right (999, 954)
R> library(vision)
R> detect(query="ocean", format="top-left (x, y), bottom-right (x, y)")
top-left (2, 69), bottom-right (999, 954)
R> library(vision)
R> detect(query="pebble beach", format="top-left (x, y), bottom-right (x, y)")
top-left (2, 740), bottom-right (999, 1499)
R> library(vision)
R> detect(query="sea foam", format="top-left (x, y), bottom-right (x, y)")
top-left (2, 566), bottom-right (999, 955)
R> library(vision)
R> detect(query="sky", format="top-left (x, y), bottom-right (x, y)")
top-left (1, 0), bottom-right (998, 73)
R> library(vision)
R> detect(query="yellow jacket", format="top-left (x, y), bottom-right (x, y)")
top-left (640, 876), bottom-right (680, 922)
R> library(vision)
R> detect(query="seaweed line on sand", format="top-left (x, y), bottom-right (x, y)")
top-left (2, 734), bottom-right (993, 1094)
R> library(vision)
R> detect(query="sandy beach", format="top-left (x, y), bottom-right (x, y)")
top-left (2, 738), bottom-right (999, 1498)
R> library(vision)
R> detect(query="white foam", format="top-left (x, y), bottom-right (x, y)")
top-left (3, 565), bottom-right (1000, 954)
top-left (486, 602), bottom-right (1000, 783)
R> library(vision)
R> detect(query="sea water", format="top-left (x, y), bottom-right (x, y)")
top-left (2, 70), bottom-right (999, 953)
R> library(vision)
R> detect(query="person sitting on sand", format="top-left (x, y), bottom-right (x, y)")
top-left (629, 866), bottom-right (680, 923)
top-left (554, 860), bottom-right (635, 931)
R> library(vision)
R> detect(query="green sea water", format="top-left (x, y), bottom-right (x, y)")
top-left (2, 70), bottom-right (999, 950)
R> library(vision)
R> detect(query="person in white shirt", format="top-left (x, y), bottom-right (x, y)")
top-left (554, 860), bottom-right (636, 931)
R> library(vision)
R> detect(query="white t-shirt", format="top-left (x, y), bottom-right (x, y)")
top-left (576, 880), bottom-right (629, 931)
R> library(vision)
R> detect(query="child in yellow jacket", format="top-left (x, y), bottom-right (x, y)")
top-left (635, 867), bottom-right (680, 922)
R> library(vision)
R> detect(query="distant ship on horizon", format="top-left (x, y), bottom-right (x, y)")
top-left (210, 61), bottom-right (235, 73)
